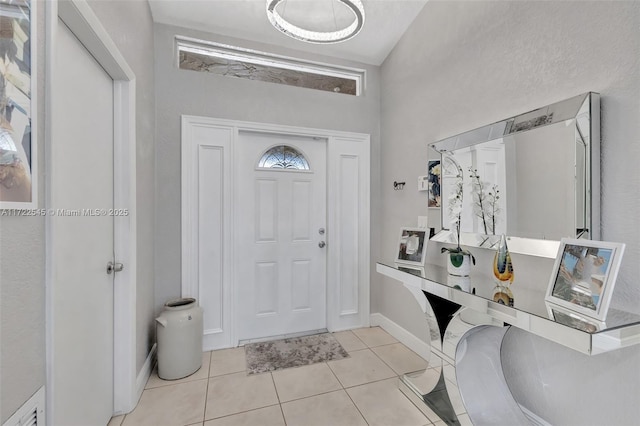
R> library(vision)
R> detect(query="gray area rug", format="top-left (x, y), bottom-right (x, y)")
top-left (245, 333), bottom-right (350, 374)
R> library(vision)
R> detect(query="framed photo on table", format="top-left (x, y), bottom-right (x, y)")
top-left (396, 227), bottom-right (428, 267)
top-left (0, 0), bottom-right (37, 208)
top-left (545, 238), bottom-right (625, 321)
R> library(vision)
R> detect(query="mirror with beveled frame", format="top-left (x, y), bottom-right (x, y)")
top-left (430, 92), bottom-right (600, 257)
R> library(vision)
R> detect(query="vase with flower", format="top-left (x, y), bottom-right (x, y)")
top-left (441, 161), bottom-right (475, 276)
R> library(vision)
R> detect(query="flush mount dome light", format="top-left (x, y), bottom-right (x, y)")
top-left (266, 0), bottom-right (365, 44)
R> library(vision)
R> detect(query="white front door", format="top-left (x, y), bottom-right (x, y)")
top-left (235, 132), bottom-right (327, 341)
top-left (50, 18), bottom-right (115, 425)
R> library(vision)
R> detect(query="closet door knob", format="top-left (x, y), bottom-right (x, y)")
top-left (107, 261), bottom-right (124, 274)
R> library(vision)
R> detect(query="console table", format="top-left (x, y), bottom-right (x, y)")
top-left (376, 262), bottom-right (640, 425)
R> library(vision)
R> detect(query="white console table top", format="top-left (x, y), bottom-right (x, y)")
top-left (377, 262), bottom-right (640, 355)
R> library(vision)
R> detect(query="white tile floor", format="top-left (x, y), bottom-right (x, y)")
top-left (109, 327), bottom-right (447, 426)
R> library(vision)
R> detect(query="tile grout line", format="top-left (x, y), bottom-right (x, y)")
top-left (201, 403), bottom-right (283, 424)
top-left (341, 379), bottom-right (371, 426)
top-left (354, 334), bottom-right (434, 425)
top-left (323, 355), bottom-right (372, 424)
top-left (269, 372), bottom-right (282, 405)
top-left (144, 376), bottom-right (209, 390)
top-left (326, 347), bottom-right (398, 388)
top-left (201, 351), bottom-right (213, 424)
top-left (351, 328), bottom-right (399, 349)
top-left (367, 341), bottom-right (401, 350)
top-left (280, 402), bottom-right (288, 426)
top-left (278, 385), bottom-right (349, 405)
top-left (326, 357), bottom-right (349, 389)
top-left (365, 347), bottom-right (435, 424)
top-left (336, 329), bottom-right (368, 351)
top-left (368, 344), bottom-right (404, 376)
top-left (341, 373), bottom-right (435, 425)
top-left (269, 372), bottom-right (289, 426)
top-left (368, 350), bottom-right (444, 425)
top-left (208, 368), bottom-right (246, 380)
top-left (342, 374), bottom-right (403, 391)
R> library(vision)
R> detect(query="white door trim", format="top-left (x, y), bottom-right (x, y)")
top-left (45, 0), bottom-right (138, 418)
top-left (181, 116), bottom-right (370, 349)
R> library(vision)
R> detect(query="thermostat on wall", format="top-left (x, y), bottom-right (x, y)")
top-left (418, 176), bottom-right (429, 191)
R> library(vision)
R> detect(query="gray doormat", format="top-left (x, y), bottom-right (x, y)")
top-left (245, 333), bottom-right (350, 374)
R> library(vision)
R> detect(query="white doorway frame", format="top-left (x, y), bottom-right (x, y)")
top-left (45, 0), bottom-right (138, 418)
top-left (182, 116), bottom-right (370, 349)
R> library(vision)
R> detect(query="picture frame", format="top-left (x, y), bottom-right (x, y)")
top-left (427, 160), bottom-right (440, 208)
top-left (396, 227), bottom-right (428, 267)
top-left (1, 0), bottom-right (37, 208)
top-left (545, 302), bottom-right (605, 333)
top-left (545, 238), bottom-right (625, 321)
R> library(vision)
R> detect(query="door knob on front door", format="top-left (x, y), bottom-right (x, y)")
top-left (106, 261), bottom-right (124, 274)
top-left (318, 241), bottom-right (326, 248)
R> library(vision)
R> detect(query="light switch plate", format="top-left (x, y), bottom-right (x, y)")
top-left (418, 176), bottom-right (429, 191)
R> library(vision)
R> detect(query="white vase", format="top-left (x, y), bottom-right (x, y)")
top-left (447, 253), bottom-right (471, 277)
top-left (156, 298), bottom-right (204, 380)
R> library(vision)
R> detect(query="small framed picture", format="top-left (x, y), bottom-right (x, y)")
top-left (546, 303), bottom-right (605, 333)
top-left (396, 227), bottom-right (428, 267)
top-left (545, 238), bottom-right (625, 321)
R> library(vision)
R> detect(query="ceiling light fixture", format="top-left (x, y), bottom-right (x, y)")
top-left (266, 0), bottom-right (365, 44)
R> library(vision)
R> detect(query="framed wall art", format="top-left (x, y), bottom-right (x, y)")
top-left (427, 160), bottom-right (440, 208)
top-left (545, 238), bottom-right (625, 321)
top-left (396, 227), bottom-right (428, 267)
top-left (0, 0), bottom-right (36, 208)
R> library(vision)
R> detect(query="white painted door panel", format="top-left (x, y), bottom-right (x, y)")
top-left (327, 137), bottom-right (370, 331)
top-left (51, 19), bottom-right (114, 425)
top-left (236, 132), bottom-right (327, 341)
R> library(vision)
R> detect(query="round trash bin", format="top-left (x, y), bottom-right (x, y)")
top-left (156, 297), bottom-right (203, 380)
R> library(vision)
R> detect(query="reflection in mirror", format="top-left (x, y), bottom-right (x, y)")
top-left (546, 303), bottom-right (604, 333)
top-left (431, 93), bottom-right (600, 254)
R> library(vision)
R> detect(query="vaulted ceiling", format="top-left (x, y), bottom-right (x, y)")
top-left (148, 0), bottom-right (428, 65)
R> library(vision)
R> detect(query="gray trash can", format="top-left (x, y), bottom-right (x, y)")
top-left (155, 297), bottom-right (203, 380)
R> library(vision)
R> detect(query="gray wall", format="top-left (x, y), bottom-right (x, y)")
top-left (0, 3), bottom-right (46, 422)
top-left (88, 0), bottom-right (157, 378)
top-left (1, 1), bottom-right (155, 421)
top-left (153, 23), bottom-right (381, 317)
top-left (378, 1), bottom-right (640, 424)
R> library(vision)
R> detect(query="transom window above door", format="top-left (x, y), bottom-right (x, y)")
top-left (257, 145), bottom-right (310, 171)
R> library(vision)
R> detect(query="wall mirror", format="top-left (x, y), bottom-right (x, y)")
top-left (430, 92), bottom-right (600, 257)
